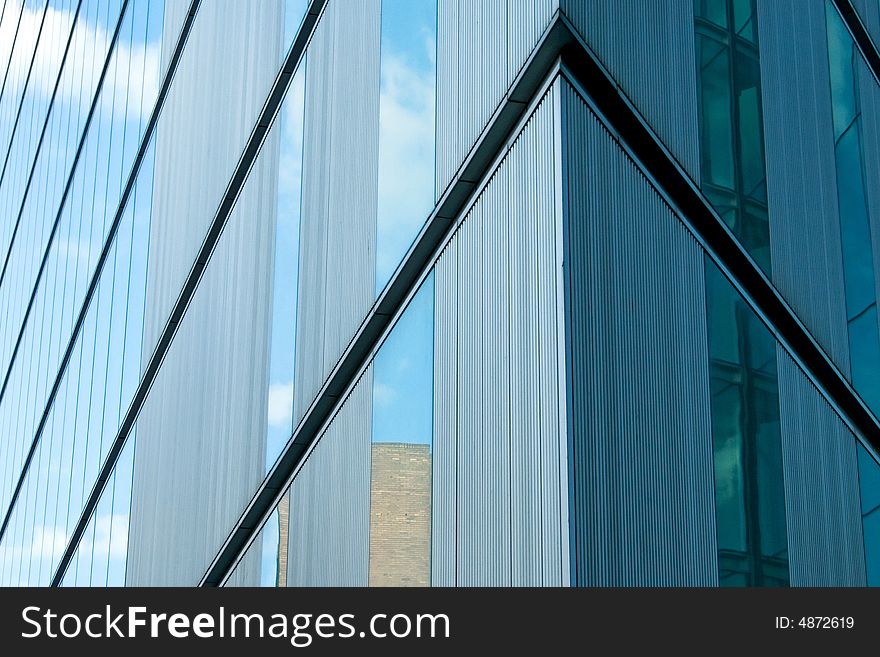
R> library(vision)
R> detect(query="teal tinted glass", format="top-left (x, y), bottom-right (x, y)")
top-left (826, 7), bottom-right (858, 140)
top-left (857, 444), bottom-right (880, 585)
top-left (697, 35), bottom-right (735, 191)
top-left (849, 306), bottom-right (880, 411)
top-left (705, 262), bottom-right (789, 587)
top-left (824, 1), bottom-right (880, 417)
top-left (835, 125), bottom-right (875, 319)
top-left (733, 52), bottom-right (767, 204)
top-left (732, 0), bottom-right (757, 43)
top-left (697, 0), bottom-right (729, 27)
top-left (694, 0), bottom-right (771, 272)
top-left (695, 1), bottom-right (787, 587)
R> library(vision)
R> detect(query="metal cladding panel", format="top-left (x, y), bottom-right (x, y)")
top-left (859, 56), bottom-right (880, 328)
top-left (431, 237), bottom-right (456, 587)
top-left (562, 79), bottom-right (718, 586)
top-left (776, 350), bottom-right (867, 586)
top-left (127, 2), bottom-right (283, 586)
top-left (432, 85), bottom-right (569, 586)
top-left (294, 0), bottom-right (380, 424)
top-left (758, 0), bottom-right (851, 375)
top-left (142, 0), bottom-right (284, 358)
top-left (560, 0), bottom-right (701, 182)
top-left (435, 0), bottom-right (557, 196)
top-left (286, 368), bottom-right (372, 586)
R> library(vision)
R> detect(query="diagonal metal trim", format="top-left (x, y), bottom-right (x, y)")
top-left (201, 7), bottom-right (880, 586)
top-left (50, 0), bottom-right (328, 587)
top-left (0, 0), bottom-right (138, 547)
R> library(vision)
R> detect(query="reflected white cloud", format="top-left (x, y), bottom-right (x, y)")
top-left (374, 381), bottom-right (395, 407)
top-left (0, 510), bottom-right (129, 585)
top-left (30, 524), bottom-right (68, 561)
top-left (267, 381), bottom-right (294, 429)
top-left (3, 1), bottom-right (160, 123)
top-left (375, 47), bottom-right (436, 288)
top-left (278, 70), bottom-right (306, 198)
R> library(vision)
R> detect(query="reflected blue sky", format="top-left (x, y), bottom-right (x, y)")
top-left (375, 0), bottom-right (436, 293)
top-left (372, 272), bottom-right (434, 447)
top-left (264, 62), bottom-right (306, 471)
top-left (0, 0), bottom-right (164, 586)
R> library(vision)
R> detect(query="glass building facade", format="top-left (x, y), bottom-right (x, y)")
top-left (0, 0), bottom-right (879, 588)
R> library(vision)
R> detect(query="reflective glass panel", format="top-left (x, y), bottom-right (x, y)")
top-left (375, 0), bottom-right (437, 294)
top-left (265, 64), bottom-right (307, 470)
top-left (825, 0), bottom-right (880, 416)
top-left (705, 261), bottom-right (789, 587)
top-left (697, 35), bottom-right (735, 191)
top-left (694, 0), bottom-right (771, 272)
top-left (369, 273), bottom-right (434, 586)
top-left (857, 444), bottom-right (880, 586)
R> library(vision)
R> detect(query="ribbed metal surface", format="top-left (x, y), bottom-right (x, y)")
top-left (293, 0), bottom-right (379, 424)
top-left (776, 349), bottom-right (867, 586)
top-left (560, 0), bottom-right (701, 182)
top-left (562, 79), bottom-right (718, 586)
top-left (126, 1), bottom-right (284, 586)
top-left (286, 368), bottom-right (371, 586)
top-left (435, 0), bottom-right (557, 196)
top-left (432, 85), bottom-right (568, 586)
top-left (141, 0), bottom-right (284, 359)
top-left (759, 0), bottom-right (851, 375)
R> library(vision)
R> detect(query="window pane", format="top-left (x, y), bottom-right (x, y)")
top-left (375, 0), bottom-right (437, 294)
top-left (732, 0), bottom-right (757, 43)
top-left (696, 0), bottom-right (729, 28)
top-left (369, 273), bottom-right (434, 586)
top-left (848, 304), bottom-right (880, 413)
top-left (857, 444), bottom-right (880, 586)
top-left (705, 261), bottom-right (788, 587)
top-left (265, 65), bottom-right (307, 469)
top-left (697, 35), bottom-right (736, 191)
top-left (835, 124), bottom-right (876, 321)
top-left (695, 0), bottom-right (770, 272)
top-left (826, 5), bottom-right (858, 140)
top-left (824, 0), bottom-right (880, 418)
top-left (734, 52), bottom-right (767, 204)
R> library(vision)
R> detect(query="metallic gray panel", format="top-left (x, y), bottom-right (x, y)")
top-left (141, 1), bottom-right (284, 359)
top-left (431, 239), bottom-right (457, 587)
top-left (777, 349), bottom-right (867, 586)
top-left (758, 0), bottom-right (851, 375)
top-left (432, 84), bottom-right (569, 586)
top-left (294, 0), bottom-right (380, 424)
top-left (435, 0), bottom-right (557, 196)
top-left (562, 79), bottom-right (718, 586)
top-left (127, 1), bottom-right (284, 586)
top-left (286, 369), bottom-right (372, 586)
top-left (560, 0), bottom-right (701, 182)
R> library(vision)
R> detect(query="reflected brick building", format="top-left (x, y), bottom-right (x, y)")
top-left (368, 443), bottom-right (432, 587)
